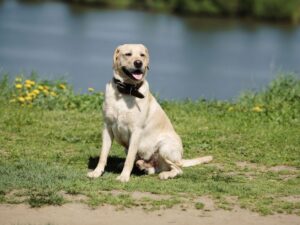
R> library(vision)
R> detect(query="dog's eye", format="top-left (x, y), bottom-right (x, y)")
top-left (140, 53), bottom-right (145, 57)
top-left (125, 53), bottom-right (132, 57)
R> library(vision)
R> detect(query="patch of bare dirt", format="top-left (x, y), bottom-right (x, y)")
top-left (59, 191), bottom-right (88, 203)
top-left (235, 161), bottom-right (267, 170)
top-left (195, 196), bottom-right (216, 211)
top-left (279, 196), bottom-right (300, 203)
top-left (235, 161), bottom-right (299, 173)
top-left (268, 165), bottom-right (298, 172)
top-left (131, 191), bottom-right (172, 201)
top-left (1, 203), bottom-right (299, 225)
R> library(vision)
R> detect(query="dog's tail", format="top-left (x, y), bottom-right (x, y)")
top-left (180, 156), bottom-right (213, 167)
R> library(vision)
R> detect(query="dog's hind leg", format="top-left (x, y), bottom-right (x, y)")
top-left (157, 143), bottom-right (183, 180)
top-left (158, 158), bottom-right (182, 180)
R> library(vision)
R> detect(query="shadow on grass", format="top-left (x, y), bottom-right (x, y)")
top-left (88, 156), bottom-right (145, 176)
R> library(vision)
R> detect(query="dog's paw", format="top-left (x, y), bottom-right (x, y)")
top-left (87, 169), bottom-right (104, 178)
top-left (135, 160), bottom-right (145, 169)
top-left (116, 174), bottom-right (130, 183)
top-left (147, 167), bottom-right (156, 175)
top-left (159, 172), bottom-right (170, 180)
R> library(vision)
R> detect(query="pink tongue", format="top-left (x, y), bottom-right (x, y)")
top-left (132, 73), bottom-right (143, 80)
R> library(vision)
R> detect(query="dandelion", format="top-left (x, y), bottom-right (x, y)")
top-left (88, 87), bottom-right (94, 92)
top-left (38, 85), bottom-right (44, 91)
top-left (18, 97), bottom-right (25, 103)
top-left (43, 89), bottom-right (49, 96)
top-left (25, 80), bottom-right (35, 85)
top-left (15, 84), bottom-right (22, 89)
top-left (25, 96), bottom-right (32, 101)
top-left (25, 83), bottom-right (32, 89)
top-left (28, 93), bottom-right (35, 99)
top-left (252, 106), bottom-right (263, 112)
top-left (59, 84), bottom-right (66, 89)
top-left (33, 89), bottom-right (40, 95)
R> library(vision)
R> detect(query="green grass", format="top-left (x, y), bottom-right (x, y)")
top-left (0, 73), bottom-right (299, 215)
top-left (195, 202), bottom-right (205, 210)
top-left (61, 0), bottom-right (300, 23)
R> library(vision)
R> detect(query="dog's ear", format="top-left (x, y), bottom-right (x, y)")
top-left (144, 46), bottom-right (149, 57)
top-left (113, 46), bottom-right (121, 69)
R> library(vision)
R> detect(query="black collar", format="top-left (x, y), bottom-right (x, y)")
top-left (113, 78), bottom-right (145, 99)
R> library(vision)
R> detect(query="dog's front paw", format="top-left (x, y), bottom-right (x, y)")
top-left (87, 168), bottom-right (104, 178)
top-left (116, 174), bottom-right (130, 183)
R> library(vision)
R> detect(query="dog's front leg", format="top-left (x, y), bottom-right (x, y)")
top-left (87, 124), bottom-right (113, 178)
top-left (117, 129), bottom-right (142, 182)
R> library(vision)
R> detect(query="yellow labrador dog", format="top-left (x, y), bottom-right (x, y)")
top-left (87, 44), bottom-right (212, 182)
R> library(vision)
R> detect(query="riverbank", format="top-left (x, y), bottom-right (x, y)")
top-left (1, 203), bottom-right (299, 225)
top-left (0, 74), bottom-right (299, 215)
top-left (59, 0), bottom-right (300, 23)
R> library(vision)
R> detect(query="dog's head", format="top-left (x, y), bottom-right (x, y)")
top-left (113, 44), bottom-right (149, 84)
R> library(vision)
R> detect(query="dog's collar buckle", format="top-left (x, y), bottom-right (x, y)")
top-left (113, 78), bottom-right (145, 99)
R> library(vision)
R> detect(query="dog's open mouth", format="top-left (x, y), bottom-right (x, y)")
top-left (122, 67), bottom-right (144, 81)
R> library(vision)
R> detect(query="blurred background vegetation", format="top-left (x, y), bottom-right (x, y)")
top-left (32, 0), bottom-right (300, 23)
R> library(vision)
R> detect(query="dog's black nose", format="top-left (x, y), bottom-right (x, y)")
top-left (134, 60), bottom-right (143, 68)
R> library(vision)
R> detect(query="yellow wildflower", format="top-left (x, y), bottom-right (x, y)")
top-left (18, 97), bottom-right (25, 103)
top-left (50, 91), bottom-right (57, 97)
top-left (33, 89), bottom-right (40, 95)
top-left (25, 79), bottom-right (35, 85)
top-left (88, 87), bottom-right (94, 92)
top-left (25, 83), bottom-right (32, 89)
top-left (252, 106), bottom-right (263, 112)
top-left (59, 84), bottom-right (66, 89)
top-left (43, 89), bottom-right (49, 96)
top-left (15, 84), bottom-right (23, 89)
top-left (38, 85), bottom-right (44, 91)
top-left (43, 86), bottom-right (49, 90)
top-left (25, 96), bottom-right (32, 101)
top-left (28, 93), bottom-right (36, 98)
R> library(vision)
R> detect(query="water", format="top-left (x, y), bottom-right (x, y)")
top-left (1, 0), bottom-right (300, 100)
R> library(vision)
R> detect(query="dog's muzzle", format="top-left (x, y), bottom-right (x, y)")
top-left (122, 66), bottom-right (144, 81)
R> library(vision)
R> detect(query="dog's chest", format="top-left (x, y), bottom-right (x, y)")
top-left (103, 83), bottom-right (149, 147)
top-left (106, 98), bottom-right (140, 146)
top-left (105, 93), bottom-right (141, 123)
top-left (104, 87), bottom-right (146, 144)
